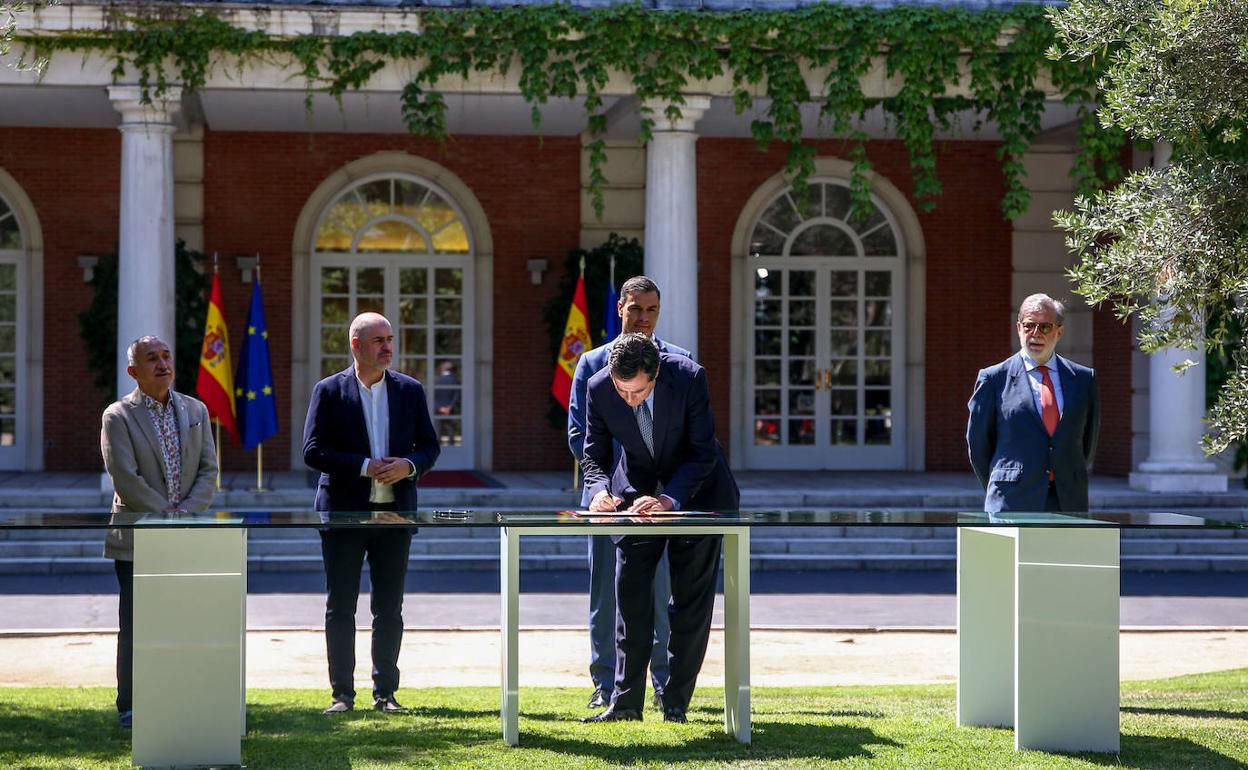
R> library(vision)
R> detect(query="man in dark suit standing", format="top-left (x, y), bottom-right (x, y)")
top-left (967, 293), bottom-right (1100, 512)
top-left (567, 275), bottom-right (691, 711)
top-left (579, 333), bottom-right (739, 725)
top-left (303, 312), bottom-right (440, 715)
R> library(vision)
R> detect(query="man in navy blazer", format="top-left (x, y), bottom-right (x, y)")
top-left (568, 275), bottom-right (691, 711)
top-left (967, 294), bottom-right (1100, 513)
top-left (580, 333), bottom-right (739, 725)
top-left (303, 312), bottom-right (440, 715)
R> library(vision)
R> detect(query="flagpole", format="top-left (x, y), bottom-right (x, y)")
top-left (252, 252), bottom-right (268, 493)
top-left (212, 252), bottom-right (224, 491)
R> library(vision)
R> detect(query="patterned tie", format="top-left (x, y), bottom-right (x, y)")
top-left (635, 400), bottom-right (655, 457)
top-left (1038, 365), bottom-right (1059, 436)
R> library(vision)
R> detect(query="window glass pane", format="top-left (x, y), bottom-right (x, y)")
top-left (435, 329), bottom-right (462, 355)
top-left (357, 268), bottom-right (384, 295)
top-left (357, 220), bottom-right (425, 253)
top-left (754, 389), bottom-right (780, 416)
top-left (435, 268), bottom-right (463, 296)
top-left (830, 389), bottom-right (857, 416)
top-left (401, 328), bottom-right (427, 356)
top-left (321, 356), bottom-right (350, 378)
top-left (321, 297), bottom-right (348, 325)
top-left (862, 227), bottom-right (898, 257)
top-left (830, 419), bottom-right (857, 445)
top-left (395, 179), bottom-right (428, 217)
top-left (400, 298), bottom-right (427, 326)
top-left (418, 192), bottom-right (459, 234)
top-left (754, 269), bottom-right (782, 298)
top-left (865, 330), bottom-right (891, 356)
top-left (321, 326), bottom-right (347, 356)
top-left (865, 271), bottom-right (892, 297)
top-left (864, 360), bottom-right (891, 386)
top-left (760, 195), bottom-right (802, 234)
top-left (788, 270), bottom-right (815, 297)
top-left (0, 295), bottom-right (14, 324)
top-left (829, 359), bottom-right (857, 386)
top-left (434, 298), bottom-right (462, 326)
top-left (0, 264), bottom-right (17, 292)
top-left (400, 267), bottom-right (428, 296)
top-left (0, 211), bottom-right (19, 249)
top-left (865, 389), bottom-right (891, 417)
top-left (0, 417), bottom-right (14, 446)
top-left (322, 198), bottom-right (370, 239)
top-left (433, 361), bottom-right (462, 417)
top-left (788, 330), bottom-right (815, 357)
top-left (829, 300), bottom-right (856, 327)
top-left (824, 184), bottom-right (850, 220)
top-left (865, 418), bottom-right (891, 445)
top-left (865, 300), bottom-right (891, 327)
top-left (788, 300), bottom-right (815, 327)
top-left (797, 186), bottom-right (822, 220)
top-left (755, 359), bottom-right (781, 386)
top-left (437, 419), bottom-right (463, 446)
top-left (0, 387), bottom-right (15, 414)
top-left (0, 357), bottom-right (14, 385)
top-left (432, 221), bottom-right (470, 254)
top-left (790, 225), bottom-right (856, 257)
top-left (357, 296), bottom-right (384, 316)
top-left (749, 225), bottom-right (786, 256)
top-left (754, 418), bottom-right (780, 445)
top-left (788, 390), bottom-right (815, 416)
top-left (829, 330), bottom-right (857, 356)
top-left (755, 330), bottom-right (781, 356)
top-left (851, 205), bottom-right (886, 233)
top-left (400, 357), bottom-right (427, 381)
top-left (788, 359), bottom-right (816, 387)
top-left (755, 299), bottom-right (781, 326)
top-left (315, 218), bottom-right (353, 253)
top-left (828, 271), bottom-right (857, 297)
top-left (0, 325), bottom-right (16, 353)
top-left (788, 419), bottom-right (815, 445)
top-left (321, 267), bottom-right (348, 294)
top-left (356, 180), bottom-right (392, 216)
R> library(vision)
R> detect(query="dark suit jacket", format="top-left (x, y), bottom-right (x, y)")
top-left (567, 335), bottom-right (692, 506)
top-left (581, 353), bottom-right (739, 523)
top-left (967, 353), bottom-right (1100, 513)
top-left (303, 367), bottom-right (440, 511)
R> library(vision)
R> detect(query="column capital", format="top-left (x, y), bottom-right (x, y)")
top-left (642, 95), bottom-right (712, 133)
top-left (108, 85), bottom-right (182, 131)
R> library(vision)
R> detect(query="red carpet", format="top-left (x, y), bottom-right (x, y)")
top-left (417, 470), bottom-right (497, 488)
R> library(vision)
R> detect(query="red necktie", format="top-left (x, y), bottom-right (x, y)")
top-left (1038, 365), bottom-right (1059, 436)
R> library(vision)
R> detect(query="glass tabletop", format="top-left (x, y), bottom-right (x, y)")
top-left (0, 509), bottom-right (1240, 529)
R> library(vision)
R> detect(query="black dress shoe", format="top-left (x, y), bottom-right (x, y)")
top-left (373, 695), bottom-right (404, 713)
top-left (587, 688), bottom-right (610, 709)
top-left (581, 705), bottom-right (642, 723)
top-left (663, 706), bottom-right (687, 724)
top-left (322, 698), bottom-right (354, 714)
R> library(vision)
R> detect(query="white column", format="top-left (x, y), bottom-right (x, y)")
top-left (643, 95), bottom-right (710, 358)
top-left (1129, 142), bottom-right (1226, 492)
top-left (109, 85), bottom-right (181, 400)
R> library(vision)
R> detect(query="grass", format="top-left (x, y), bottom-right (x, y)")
top-left (0, 670), bottom-right (1245, 769)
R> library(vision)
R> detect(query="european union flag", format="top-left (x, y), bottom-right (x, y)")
top-left (235, 279), bottom-right (279, 450)
top-left (602, 278), bottom-right (620, 343)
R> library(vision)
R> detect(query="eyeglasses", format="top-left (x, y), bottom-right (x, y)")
top-left (1019, 322), bottom-right (1057, 334)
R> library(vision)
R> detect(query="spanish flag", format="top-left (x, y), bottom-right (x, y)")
top-left (196, 272), bottom-right (239, 445)
top-left (551, 268), bottom-right (592, 411)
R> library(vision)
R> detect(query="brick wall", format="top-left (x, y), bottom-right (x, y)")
top-left (0, 128), bottom-right (120, 470)
top-left (202, 131), bottom-right (581, 471)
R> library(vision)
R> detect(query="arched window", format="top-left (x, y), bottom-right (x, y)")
top-left (745, 179), bottom-right (907, 469)
top-left (0, 195), bottom-right (21, 450)
top-left (311, 173), bottom-right (474, 466)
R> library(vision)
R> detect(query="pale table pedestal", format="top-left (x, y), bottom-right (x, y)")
top-left (133, 528), bottom-right (247, 768)
top-left (957, 526), bottom-right (1120, 752)
top-left (499, 524), bottom-right (750, 746)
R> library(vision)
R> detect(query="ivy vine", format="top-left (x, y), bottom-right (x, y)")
top-left (24, 3), bottom-right (1122, 219)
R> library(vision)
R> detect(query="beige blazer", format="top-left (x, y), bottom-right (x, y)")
top-left (100, 388), bottom-right (218, 560)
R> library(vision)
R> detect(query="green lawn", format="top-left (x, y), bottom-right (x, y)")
top-left (1, 670), bottom-right (1245, 769)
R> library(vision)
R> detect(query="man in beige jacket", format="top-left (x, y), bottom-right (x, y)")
top-left (100, 335), bottom-right (218, 729)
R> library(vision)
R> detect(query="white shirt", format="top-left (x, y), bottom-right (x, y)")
top-left (356, 373), bottom-right (394, 504)
top-left (1019, 351), bottom-right (1065, 419)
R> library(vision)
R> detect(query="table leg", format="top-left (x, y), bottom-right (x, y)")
top-left (133, 528), bottom-right (245, 768)
top-left (500, 527), bottom-right (521, 746)
top-left (720, 530), bottom-right (751, 744)
top-left (956, 527), bottom-right (1016, 728)
top-left (1014, 528), bottom-right (1119, 752)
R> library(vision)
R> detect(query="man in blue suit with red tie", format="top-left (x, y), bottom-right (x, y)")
top-left (303, 312), bottom-right (440, 715)
top-left (967, 294), bottom-right (1100, 512)
top-left (579, 333), bottom-right (739, 725)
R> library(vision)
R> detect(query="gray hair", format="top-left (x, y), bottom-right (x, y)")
top-left (1017, 293), bottom-right (1065, 325)
top-left (126, 336), bottom-right (168, 367)
top-left (348, 312), bottom-right (391, 342)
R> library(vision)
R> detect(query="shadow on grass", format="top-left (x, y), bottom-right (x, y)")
top-left (1066, 735), bottom-right (1248, 770)
top-left (1123, 706), bottom-right (1248, 721)
top-left (0, 702), bottom-right (128, 765)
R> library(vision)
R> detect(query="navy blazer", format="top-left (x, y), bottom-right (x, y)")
top-left (568, 336), bottom-right (692, 506)
top-left (967, 353), bottom-right (1100, 513)
top-left (581, 353), bottom-right (739, 521)
top-left (303, 367), bottom-right (441, 512)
